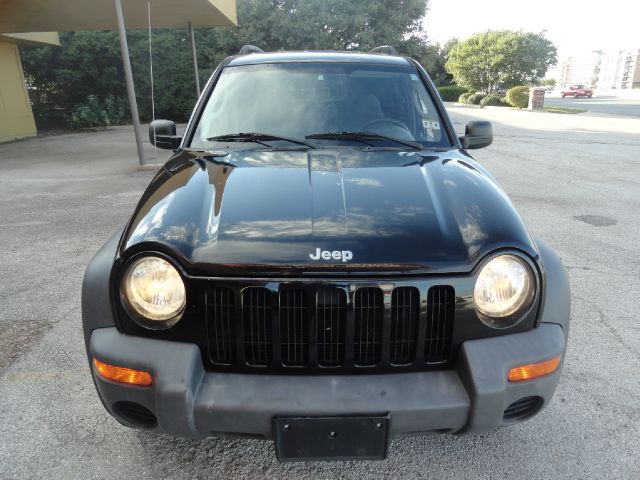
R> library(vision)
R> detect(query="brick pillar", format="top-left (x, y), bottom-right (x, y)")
top-left (528, 87), bottom-right (546, 110)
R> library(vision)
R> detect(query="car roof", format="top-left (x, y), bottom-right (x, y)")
top-left (228, 51), bottom-right (411, 67)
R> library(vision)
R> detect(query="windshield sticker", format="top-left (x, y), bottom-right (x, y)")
top-left (410, 74), bottom-right (419, 81)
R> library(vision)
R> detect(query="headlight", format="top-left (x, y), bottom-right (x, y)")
top-left (473, 254), bottom-right (535, 328)
top-left (121, 256), bottom-right (186, 329)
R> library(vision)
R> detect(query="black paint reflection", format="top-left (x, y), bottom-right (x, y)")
top-left (120, 148), bottom-right (536, 275)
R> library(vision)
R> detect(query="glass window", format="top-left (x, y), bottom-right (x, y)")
top-left (190, 62), bottom-right (450, 149)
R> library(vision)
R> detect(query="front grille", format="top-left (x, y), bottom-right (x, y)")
top-left (205, 283), bottom-right (456, 373)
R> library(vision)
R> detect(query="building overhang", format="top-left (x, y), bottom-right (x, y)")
top-left (0, 32), bottom-right (60, 47)
top-left (0, 0), bottom-right (237, 33)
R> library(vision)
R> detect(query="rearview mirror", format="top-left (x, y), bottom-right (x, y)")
top-left (459, 121), bottom-right (493, 150)
top-left (149, 120), bottom-right (181, 150)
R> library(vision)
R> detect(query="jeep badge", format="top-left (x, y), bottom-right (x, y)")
top-left (309, 248), bottom-right (353, 263)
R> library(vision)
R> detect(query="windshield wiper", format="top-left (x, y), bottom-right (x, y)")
top-left (305, 131), bottom-right (423, 150)
top-left (207, 132), bottom-right (316, 149)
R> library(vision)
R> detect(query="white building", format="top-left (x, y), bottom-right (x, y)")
top-left (621, 50), bottom-right (640, 89)
top-left (557, 49), bottom-right (640, 89)
top-left (558, 53), bottom-right (599, 87)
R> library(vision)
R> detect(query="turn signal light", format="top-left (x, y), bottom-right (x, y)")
top-left (93, 358), bottom-right (152, 386)
top-left (508, 355), bottom-right (561, 382)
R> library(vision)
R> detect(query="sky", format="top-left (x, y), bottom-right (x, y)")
top-left (423, 0), bottom-right (640, 58)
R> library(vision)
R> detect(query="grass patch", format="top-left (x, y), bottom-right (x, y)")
top-left (543, 106), bottom-right (587, 114)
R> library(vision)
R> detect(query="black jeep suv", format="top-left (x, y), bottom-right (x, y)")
top-left (82, 47), bottom-right (570, 461)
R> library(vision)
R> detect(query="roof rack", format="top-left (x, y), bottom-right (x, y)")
top-left (239, 45), bottom-right (264, 55)
top-left (369, 45), bottom-right (399, 56)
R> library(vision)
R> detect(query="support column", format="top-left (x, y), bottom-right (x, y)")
top-left (188, 22), bottom-right (201, 97)
top-left (114, 0), bottom-right (146, 165)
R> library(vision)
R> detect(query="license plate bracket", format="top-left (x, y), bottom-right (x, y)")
top-left (273, 415), bottom-right (390, 461)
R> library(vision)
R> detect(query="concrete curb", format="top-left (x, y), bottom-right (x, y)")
top-left (444, 102), bottom-right (484, 109)
top-left (138, 164), bottom-right (162, 171)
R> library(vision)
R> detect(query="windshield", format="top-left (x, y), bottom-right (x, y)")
top-left (190, 62), bottom-right (450, 149)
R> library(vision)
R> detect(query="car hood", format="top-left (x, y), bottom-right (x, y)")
top-left (120, 149), bottom-right (538, 276)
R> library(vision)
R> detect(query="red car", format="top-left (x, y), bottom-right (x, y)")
top-left (561, 84), bottom-right (593, 98)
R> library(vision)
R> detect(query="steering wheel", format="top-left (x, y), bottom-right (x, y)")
top-left (359, 117), bottom-right (411, 133)
top-left (360, 118), bottom-right (413, 140)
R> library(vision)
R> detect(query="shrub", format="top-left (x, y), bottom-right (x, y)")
top-left (103, 95), bottom-right (128, 125)
top-left (506, 86), bottom-right (530, 108)
top-left (437, 85), bottom-right (470, 102)
top-left (466, 93), bottom-right (486, 105)
top-left (458, 92), bottom-right (474, 104)
top-left (69, 96), bottom-right (108, 129)
top-left (32, 103), bottom-right (68, 130)
top-left (480, 94), bottom-right (507, 106)
top-left (68, 95), bottom-right (129, 129)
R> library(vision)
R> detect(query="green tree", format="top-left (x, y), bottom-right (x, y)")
top-left (21, 31), bottom-right (126, 122)
top-left (425, 38), bottom-right (458, 85)
top-left (398, 37), bottom-right (457, 86)
top-left (21, 0), bottom-right (431, 126)
top-left (445, 30), bottom-right (557, 93)
top-left (22, 29), bottom-right (201, 123)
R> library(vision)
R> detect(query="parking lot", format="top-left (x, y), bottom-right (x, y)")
top-left (1, 106), bottom-right (639, 479)
top-left (544, 92), bottom-right (640, 117)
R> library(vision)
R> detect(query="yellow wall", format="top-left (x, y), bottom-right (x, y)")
top-left (0, 32), bottom-right (60, 47)
top-left (0, 40), bottom-right (36, 142)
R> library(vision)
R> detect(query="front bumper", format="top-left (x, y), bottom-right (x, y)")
top-left (90, 323), bottom-right (566, 438)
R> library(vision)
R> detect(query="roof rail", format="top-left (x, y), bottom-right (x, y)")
top-left (369, 45), bottom-right (399, 56)
top-left (239, 45), bottom-right (264, 55)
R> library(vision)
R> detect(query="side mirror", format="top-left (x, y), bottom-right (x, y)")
top-left (149, 119), bottom-right (181, 150)
top-left (459, 121), bottom-right (493, 150)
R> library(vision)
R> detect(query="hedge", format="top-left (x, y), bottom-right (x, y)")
top-left (506, 86), bottom-right (530, 108)
top-left (480, 94), bottom-right (508, 107)
top-left (437, 85), bottom-right (470, 102)
top-left (458, 92), bottom-right (474, 104)
top-left (466, 93), bottom-right (486, 105)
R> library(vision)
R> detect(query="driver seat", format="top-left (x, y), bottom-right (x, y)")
top-left (343, 93), bottom-right (384, 131)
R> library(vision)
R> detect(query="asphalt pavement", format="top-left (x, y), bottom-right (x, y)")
top-left (1, 106), bottom-right (639, 479)
top-left (544, 92), bottom-right (640, 117)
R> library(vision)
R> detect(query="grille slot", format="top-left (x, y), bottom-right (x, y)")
top-left (242, 288), bottom-right (272, 365)
top-left (425, 285), bottom-right (455, 363)
top-left (206, 287), bottom-right (236, 364)
top-left (353, 288), bottom-right (384, 366)
top-left (503, 396), bottom-right (543, 421)
top-left (390, 287), bottom-right (419, 364)
top-left (113, 401), bottom-right (157, 428)
top-left (279, 289), bottom-right (309, 366)
top-left (316, 288), bottom-right (346, 367)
